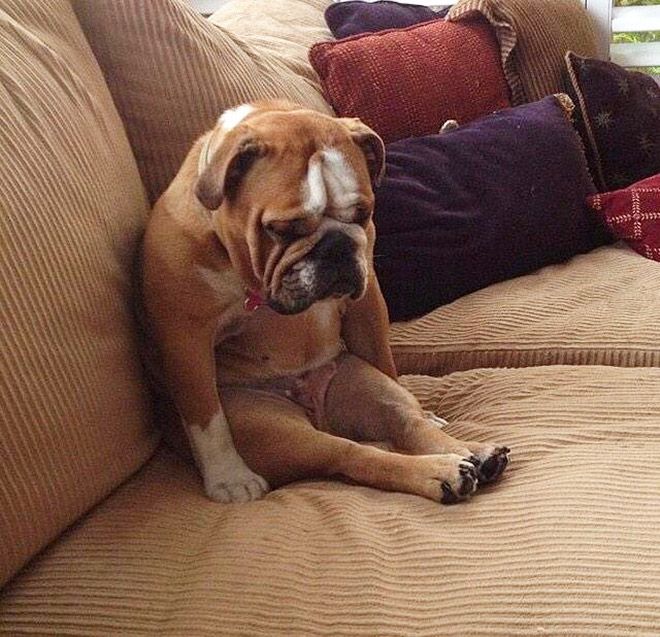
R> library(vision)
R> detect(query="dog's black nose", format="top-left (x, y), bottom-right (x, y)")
top-left (309, 230), bottom-right (355, 263)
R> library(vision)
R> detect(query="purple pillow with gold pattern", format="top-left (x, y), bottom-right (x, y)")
top-left (564, 51), bottom-right (660, 192)
top-left (325, 1), bottom-right (448, 39)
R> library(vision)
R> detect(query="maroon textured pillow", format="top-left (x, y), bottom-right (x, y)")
top-left (564, 52), bottom-right (660, 192)
top-left (587, 173), bottom-right (660, 262)
top-left (309, 17), bottom-right (510, 143)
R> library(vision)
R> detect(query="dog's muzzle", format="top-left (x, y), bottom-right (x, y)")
top-left (268, 230), bottom-right (365, 315)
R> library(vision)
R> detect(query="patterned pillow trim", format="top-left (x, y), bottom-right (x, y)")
top-left (564, 51), bottom-right (607, 190)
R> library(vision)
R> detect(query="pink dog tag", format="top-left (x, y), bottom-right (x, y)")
top-left (244, 289), bottom-right (265, 312)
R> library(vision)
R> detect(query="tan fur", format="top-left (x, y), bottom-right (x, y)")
top-left (141, 101), bottom-right (509, 504)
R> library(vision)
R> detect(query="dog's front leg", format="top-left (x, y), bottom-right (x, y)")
top-left (341, 270), bottom-right (397, 379)
top-left (158, 323), bottom-right (269, 503)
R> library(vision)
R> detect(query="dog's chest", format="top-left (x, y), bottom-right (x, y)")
top-left (215, 299), bottom-right (345, 384)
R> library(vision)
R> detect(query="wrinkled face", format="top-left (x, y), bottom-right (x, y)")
top-left (195, 103), bottom-right (384, 315)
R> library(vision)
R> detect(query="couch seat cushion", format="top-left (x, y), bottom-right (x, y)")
top-left (2, 366), bottom-right (659, 636)
top-left (390, 244), bottom-right (660, 376)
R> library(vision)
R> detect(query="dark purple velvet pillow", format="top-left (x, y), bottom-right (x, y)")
top-left (373, 95), bottom-right (610, 322)
top-left (564, 52), bottom-right (660, 192)
top-left (325, 1), bottom-right (448, 39)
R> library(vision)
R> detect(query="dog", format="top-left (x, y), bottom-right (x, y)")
top-left (140, 100), bottom-right (509, 505)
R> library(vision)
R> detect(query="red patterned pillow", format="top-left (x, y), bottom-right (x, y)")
top-left (309, 17), bottom-right (510, 143)
top-left (587, 173), bottom-right (660, 262)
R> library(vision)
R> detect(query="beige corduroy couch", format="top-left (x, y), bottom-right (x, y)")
top-left (1, 0), bottom-right (659, 635)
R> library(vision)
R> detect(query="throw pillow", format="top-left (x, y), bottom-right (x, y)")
top-left (73, 0), bottom-right (332, 204)
top-left (564, 52), bottom-right (660, 192)
top-left (309, 17), bottom-right (510, 143)
top-left (448, 0), bottom-right (599, 104)
top-left (587, 173), bottom-right (660, 262)
top-left (325, 1), bottom-right (448, 39)
top-left (373, 94), bottom-right (609, 321)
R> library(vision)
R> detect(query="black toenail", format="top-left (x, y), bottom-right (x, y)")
top-left (441, 482), bottom-right (459, 504)
top-left (459, 476), bottom-right (475, 496)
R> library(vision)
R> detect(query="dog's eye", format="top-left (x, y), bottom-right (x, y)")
top-left (265, 220), bottom-right (305, 243)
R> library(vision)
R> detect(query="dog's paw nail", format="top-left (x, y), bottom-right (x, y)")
top-left (441, 481), bottom-right (460, 505)
top-left (206, 477), bottom-right (269, 503)
top-left (441, 461), bottom-right (478, 504)
top-left (468, 455), bottom-right (482, 467)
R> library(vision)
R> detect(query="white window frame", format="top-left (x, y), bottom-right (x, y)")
top-left (585, 0), bottom-right (660, 68)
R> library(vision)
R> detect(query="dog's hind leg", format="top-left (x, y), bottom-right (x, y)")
top-left (220, 387), bottom-right (477, 503)
top-left (323, 354), bottom-right (510, 486)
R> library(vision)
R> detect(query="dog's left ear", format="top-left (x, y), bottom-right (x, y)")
top-left (195, 129), bottom-right (267, 211)
top-left (340, 118), bottom-right (386, 188)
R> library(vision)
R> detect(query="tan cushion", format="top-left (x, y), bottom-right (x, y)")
top-left (2, 366), bottom-right (659, 635)
top-left (0, 0), bottom-right (157, 586)
top-left (390, 244), bottom-right (660, 376)
top-left (448, 0), bottom-right (599, 104)
top-left (209, 0), bottom-right (333, 98)
top-left (73, 0), bottom-right (333, 205)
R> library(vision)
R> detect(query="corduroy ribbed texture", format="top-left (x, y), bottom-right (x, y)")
top-left (448, 0), bottom-right (599, 104)
top-left (0, 0), bottom-right (157, 586)
top-left (73, 0), bottom-right (333, 205)
top-left (209, 0), bottom-right (333, 96)
top-left (1, 366), bottom-right (659, 635)
top-left (390, 244), bottom-right (660, 376)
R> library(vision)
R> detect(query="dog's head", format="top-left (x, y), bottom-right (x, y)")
top-left (194, 101), bottom-right (385, 315)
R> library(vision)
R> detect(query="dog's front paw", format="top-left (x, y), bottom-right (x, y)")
top-left (204, 459), bottom-right (269, 503)
top-left (468, 445), bottom-right (511, 485)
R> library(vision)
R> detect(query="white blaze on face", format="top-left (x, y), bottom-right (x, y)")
top-left (301, 154), bottom-right (327, 217)
top-left (321, 148), bottom-right (360, 221)
top-left (218, 103), bottom-right (255, 132)
top-left (300, 148), bottom-right (360, 221)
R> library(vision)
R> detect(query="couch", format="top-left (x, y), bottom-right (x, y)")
top-left (1, 0), bottom-right (659, 635)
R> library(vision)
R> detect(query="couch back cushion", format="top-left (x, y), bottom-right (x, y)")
top-left (209, 0), bottom-right (333, 95)
top-left (73, 0), bottom-right (333, 205)
top-left (0, 0), bottom-right (157, 586)
top-left (448, 0), bottom-right (599, 104)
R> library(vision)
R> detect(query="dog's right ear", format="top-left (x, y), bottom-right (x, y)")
top-left (195, 131), bottom-right (267, 211)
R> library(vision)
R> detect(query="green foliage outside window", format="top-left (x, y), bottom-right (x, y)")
top-left (613, 0), bottom-right (659, 74)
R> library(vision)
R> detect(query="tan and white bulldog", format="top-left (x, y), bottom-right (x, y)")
top-left (141, 100), bottom-right (509, 505)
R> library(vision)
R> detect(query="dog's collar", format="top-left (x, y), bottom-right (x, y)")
top-left (244, 289), bottom-right (266, 312)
